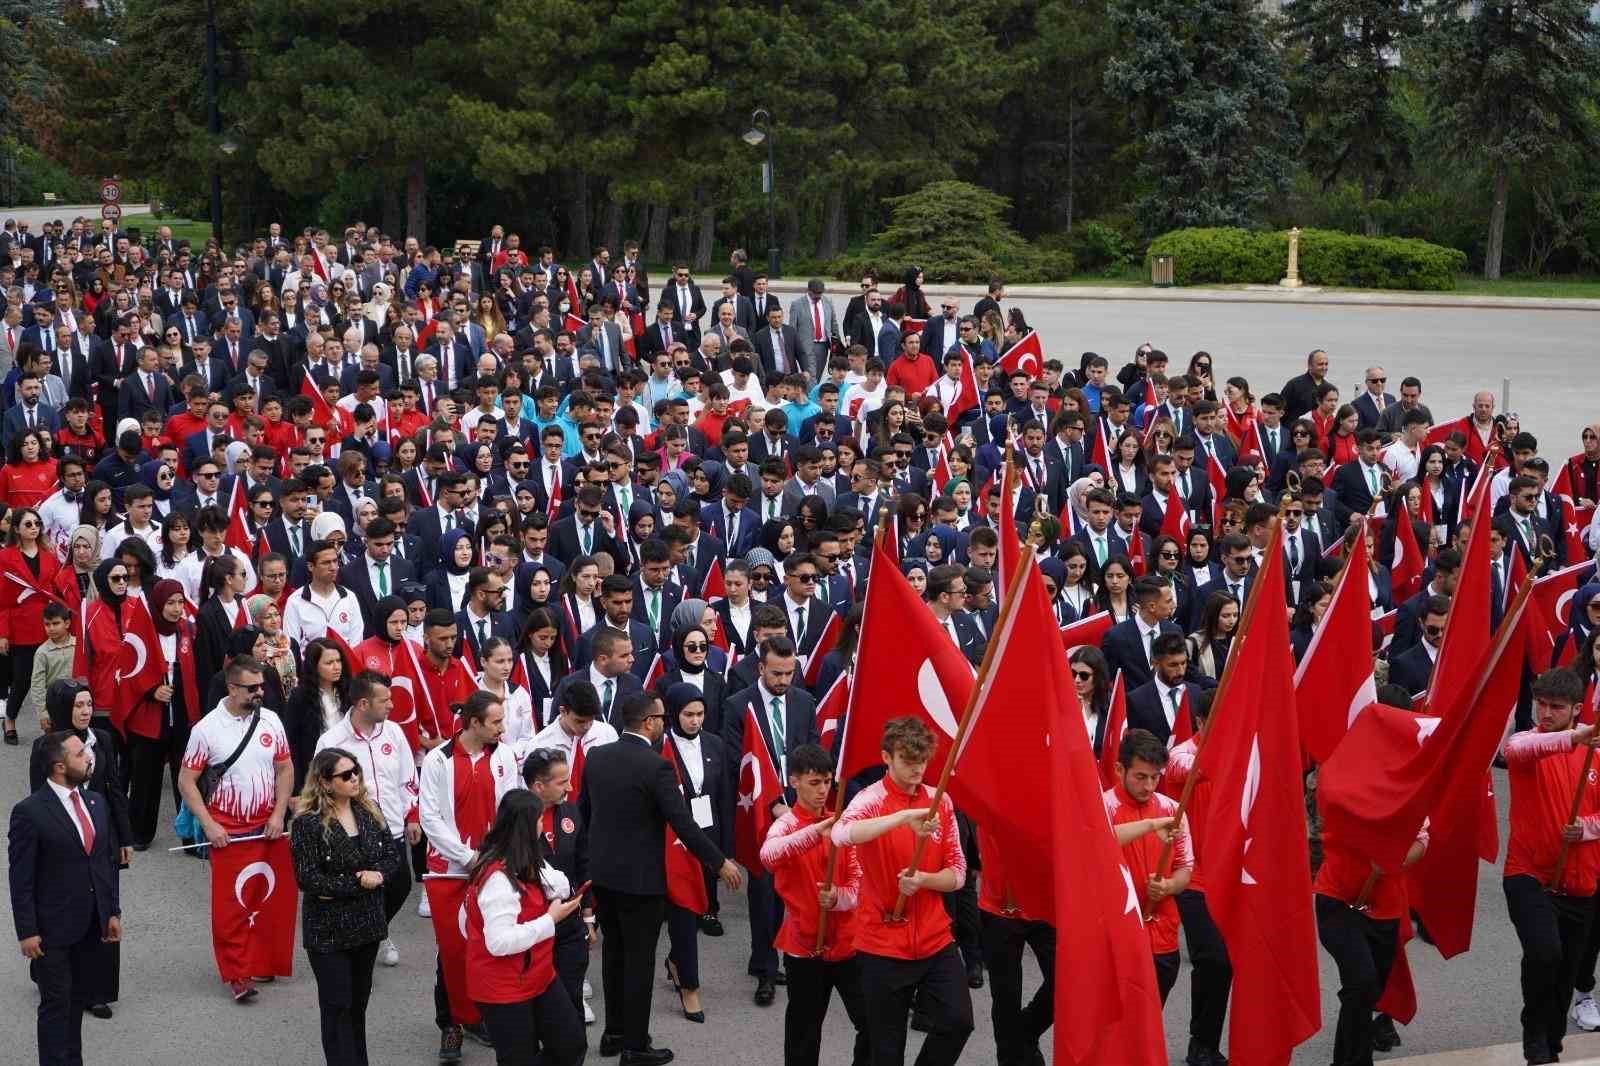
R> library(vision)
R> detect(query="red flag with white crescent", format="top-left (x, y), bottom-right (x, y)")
top-left (813, 671), bottom-right (848, 752)
top-left (110, 596), bottom-right (166, 735)
top-left (699, 556), bottom-right (726, 601)
top-left (947, 348), bottom-right (980, 420)
top-left (801, 609), bottom-right (843, 688)
top-left (733, 705), bottom-right (784, 872)
top-left (1530, 559), bottom-right (1597, 669)
top-left (998, 329), bottom-right (1044, 379)
top-left (300, 368), bottom-right (338, 431)
top-left (209, 837), bottom-right (298, 982)
top-left (1097, 670), bottom-right (1127, 790)
top-left (664, 750), bottom-right (710, 913)
top-left (1553, 462), bottom-right (1591, 564)
top-left (1390, 509), bottom-right (1425, 603)
top-left (1060, 609), bottom-right (1113, 656)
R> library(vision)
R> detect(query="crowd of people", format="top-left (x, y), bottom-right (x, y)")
top-left (4, 212), bottom-right (1600, 1066)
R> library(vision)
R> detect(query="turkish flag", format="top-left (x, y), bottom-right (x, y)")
top-left (931, 439), bottom-right (954, 495)
top-left (801, 609), bottom-right (843, 688)
top-left (300, 369), bottom-right (338, 431)
top-left (1206, 453), bottom-right (1228, 531)
top-left (1170, 686), bottom-right (1194, 747)
top-left (664, 749), bottom-right (711, 913)
top-left (708, 610), bottom-right (731, 654)
top-left (424, 878), bottom-right (481, 1024)
top-left (947, 559), bottom-right (1062, 920)
top-left (1097, 670), bottom-right (1128, 790)
top-left (996, 461), bottom-right (1025, 601)
top-left (835, 535), bottom-right (974, 784)
top-left (391, 638), bottom-right (466, 753)
top-left (1295, 517), bottom-right (1377, 763)
top-left (1124, 520), bottom-right (1147, 576)
top-left (733, 705), bottom-right (784, 873)
top-left (1529, 560), bottom-right (1597, 670)
top-left (902, 317), bottom-right (927, 336)
top-left (209, 837), bottom-right (298, 983)
top-left (1060, 610), bottom-right (1113, 656)
top-left (1161, 480), bottom-right (1191, 542)
top-left (1319, 585), bottom-right (1530, 957)
top-left (1553, 462), bottom-right (1592, 563)
top-left (223, 477), bottom-right (261, 561)
top-left (813, 671), bottom-right (848, 752)
top-left (699, 556), bottom-right (726, 601)
top-left (998, 329), bottom-right (1044, 379)
top-left (1424, 415), bottom-right (1472, 451)
top-left (642, 652), bottom-right (667, 693)
top-left (1390, 508), bottom-right (1425, 603)
top-left (1091, 419), bottom-right (1113, 473)
top-left (322, 624), bottom-right (363, 680)
top-left (1192, 523), bottom-right (1322, 1065)
top-left (1427, 460), bottom-right (1496, 719)
top-left (1234, 411), bottom-right (1263, 455)
top-left (947, 348), bottom-right (980, 421)
top-left (1051, 658), bottom-right (1166, 1064)
top-left (110, 596), bottom-right (166, 735)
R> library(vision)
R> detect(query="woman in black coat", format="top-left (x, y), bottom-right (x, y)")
top-left (194, 554), bottom-right (252, 698)
top-left (660, 682), bottom-right (734, 1023)
top-left (655, 623), bottom-right (727, 738)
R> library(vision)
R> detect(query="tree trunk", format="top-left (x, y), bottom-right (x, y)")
top-left (1484, 161), bottom-right (1509, 280)
top-left (564, 169), bottom-right (590, 260)
top-left (382, 177), bottom-right (403, 238)
top-left (815, 185), bottom-right (846, 260)
top-left (601, 198), bottom-right (623, 255)
top-left (646, 203), bottom-right (669, 263)
top-left (1065, 94), bottom-right (1076, 233)
top-left (692, 187), bottom-right (715, 273)
top-left (405, 159), bottom-right (427, 242)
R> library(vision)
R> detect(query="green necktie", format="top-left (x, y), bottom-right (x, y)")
top-left (376, 560), bottom-right (388, 595)
top-left (1094, 534), bottom-right (1106, 565)
top-left (769, 696), bottom-right (785, 758)
top-left (582, 523), bottom-right (593, 554)
top-left (649, 588), bottom-right (660, 630)
top-left (1367, 465), bottom-right (1378, 493)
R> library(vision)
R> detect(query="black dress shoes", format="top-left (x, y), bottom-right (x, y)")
top-left (620, 1049), bottom-right (674, 1066)
top-left (754, 977), bottom-right (777, 1006)
top-left (696, 913), bottom-right (724, 937)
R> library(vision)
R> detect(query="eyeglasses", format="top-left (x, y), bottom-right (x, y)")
top-left (330, 767), bottom-right (362, 782)
top-left (229, 681), bottom-right (266, 693)
top-left (1071, 669), bottom-right (1095, 681)
top-left (683, 641), bottom-right (708, 652)
top-left (1367, 377), bottom-right (1387, 384)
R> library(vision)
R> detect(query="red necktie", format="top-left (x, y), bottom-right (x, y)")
top-left (811, 298), bottom-right (824, 342)
top-left (569, 737), bottom-right (585, 800)
top-left (70, 791), bottom-right (95, 855)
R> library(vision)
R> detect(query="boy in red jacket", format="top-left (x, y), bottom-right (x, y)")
top-left (831, 717), bottom-right (971, 1066)
top-left (1505, 667), bottom-right (1600, 1066)
top-left (760, 743), bottom-right (868, 1066)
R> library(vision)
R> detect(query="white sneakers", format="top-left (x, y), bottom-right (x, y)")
top-left (379, 939), bottom-right (400, 967)
top-left (1572, 992), bottom-right (1600, 1031)
top-left (417, 894), bottom-right (432, 918)
top-left (582, 979), bottom-right (593, 1001)
top-left (582, 978), bottom-right (595, 1024)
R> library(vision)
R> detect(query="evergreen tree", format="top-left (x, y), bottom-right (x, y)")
top-left (1104, 0), bottom-right (1299, 235)
top-left (1424, 0), bottom-right (1600, 278)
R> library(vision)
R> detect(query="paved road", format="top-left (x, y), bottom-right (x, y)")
top-left (0, 719), bottom-right (1555, 1065)
top-left (2, 203), bottom-right (151, 229)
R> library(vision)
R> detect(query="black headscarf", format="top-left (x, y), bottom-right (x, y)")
top-left (663, 681), bottom-right (706, 739)
top-left (373, 595), bottom-right (408, 644)
top-left (92, 559), bottom-right (125, 617)
top-left (44, 679), bottom-right (92, 738)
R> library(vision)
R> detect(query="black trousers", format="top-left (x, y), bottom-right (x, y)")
top-left (475, 982), bottom-right (587, 1066)
top-left (1315, 894), bottom-right (1399, 1066)
top-left (553, 921), bottom-right (589, 1009)
top-left (1573, 890), bottom-right (1600, 995)
top-left (6, 641), bottom-right (38, 723)
top-left (381, 837), bottom-right (412, 925)
top-left (979, 912), bottom-right (1054, 1066)
top-left (32, 914), bottom-right (105, 1066)
top-left (593, 886), bottom-right (665, 1052)
top-left (858, 945), bottom-right (974, 1066)
top-left (434, 955), bottom-right (453, 1032)
top-left (307, 940), bottom-right (380, 1066)
top-left (783, 952), bottom-right (870, 1066)
top-left (943, 811), bottom-right (982, 972)
top-left (126, 732), bottom-right (187, 847)
top-left (1154, 950), bottom-right (1181, 1005)
top-left (1177, 889), bottom-right (1233, 1053)
top-left (1506, 874), bottom-right (1595, 1062)
top-left (665, 903), bottom-right (701, 989)
top-left (747, 871), bottom-right (784, 978)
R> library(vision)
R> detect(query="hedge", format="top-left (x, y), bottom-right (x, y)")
top-left (1146, 227), bottom-right (1468, 290)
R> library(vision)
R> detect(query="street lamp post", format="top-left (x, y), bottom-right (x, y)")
top-left (206, 0), bottom-right (222, 248)
top-left (742, 109), bottom-right (780, 280)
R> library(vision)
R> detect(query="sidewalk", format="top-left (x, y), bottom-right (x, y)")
top-left (1390, 1033), bottom-right (1600, 1064)
top-left (3, 203), bottom-right (151, 229)
top-left (768, 278), bottom-right (1600, 313)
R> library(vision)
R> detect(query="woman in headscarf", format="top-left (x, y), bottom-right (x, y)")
top-left (743, 547), bottom-right (780, 603)
top-left (124, 580), bottom-right (201, 851)
top-left (53, 524), bottom-right (101, 620)
top-left (84, 559), bottom-right (128, 721)
top-left (660, 680), bottom-right (734, 1024)
top-left (622, 500), bottom-right (658, 575)
top-left (364, 281), bottom-right (395, 328)
top-left (249, 593), bottom-right (301, 694)
top-left (0, 506), bottom-right (62, 742)
top-left (891, 266), bottom-right (931, 318)
top-left (139, 459), bottom-right (180, 521)
top-left (424, 527), bottom-right (476, 612)
top-left (901, 556), bottom-right (930, 596)
top-left (224, 439), bottom-right (253, 477)
top-left (657, 613), bottom-right (727, 736)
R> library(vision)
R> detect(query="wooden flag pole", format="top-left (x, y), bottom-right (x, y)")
top-left (1551, 744), bottom-right (1596, 892)
top-left (886, 534), bottom-right (1037, 921)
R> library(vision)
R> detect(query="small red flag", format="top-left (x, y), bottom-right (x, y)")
top-left (801, 609), bottom-right (843, 688)
top-left (1097, 670), bottom-right (1128, 790)
top-left (813, 671), bottom-right (848, 752)
top-left (733, 705), bottom-right (784, 873)
top-left (1161, 479), bottom-right (1191, 542)
top-left (699, 556), bottom-right (726, 601)
top-left (998, 329), bottom-right (1044, 379)
top-left (1390, 508), bottom-right (1425, 603)
top-left (664, 751), bottom-right (710, 914)
top-left (1060, 609), bottom-right (1113, 656)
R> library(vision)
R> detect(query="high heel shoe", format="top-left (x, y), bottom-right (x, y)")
top-left (676, 987), bottom-right (705, 1024)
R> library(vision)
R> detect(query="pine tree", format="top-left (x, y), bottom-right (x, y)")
top-left (1104, 0), bottom-right (1299, 235)
top-left (1424, 0), bottom-right (1600, 279)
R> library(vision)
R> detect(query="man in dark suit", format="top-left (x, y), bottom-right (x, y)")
top-left (577, 307), bottom-right (626, 375)
top-left (924, 564), bottom-right (986, 666)
top-left (1387, 595), bottom-right (1449, 698)
top-left (636, 304), bottom-right (687, 366)
top-left (1390, 552), bottom-right (1461, 657)
top-left (631, 541), bottom-right (684, 646)
top-left (557, 626), bottom-right (645, 728)
top-left (773, 554), bottom-right (834, 660)
top-left (2, 371), bottom-right (61, 449)
top-left (920, 300), bottom-right (962, 361)
top-left (9, 732), bottom-right (123, 1066)
top-left (700, 477), bottom-right (762, 559)
top-left (663, 265), bottom-right (707, 348)
top-left (709, 276), bottom-right (757, 334)
top-left (1351, 367), bottom-right (1397, 430)
top-left (721, 637), bottom-right (818, 1003)
top-left (339, 517), bottom-right (415, 636)
top-left (549, 484), bottom-right (628, 573)
top-left (752, 305), bottom-right (802, 384)
top-left (1101, 575), bottom-right (1184, 689)
top-left (1190, 401), bottom-right (1237, 473)
top-left (574, 576), bottom-right (660, 682)
top-left (410, 472), bottom-right (477, 566)
top-left (1497, 474), bottom-right (1564, 568)
top-left (1125, 633), bottom-right (1206, 745)
top-left (1331, 430), bottom-right (1389, 516)
top-left (1279, 499), bottom-right (1323, 607)
top-left (455, 567), bottom-right (518, 662)
top-left (580, 689), bottom-right (742, 1064)
top-left (1190, 534), bottom-right (1257, 630)
top-left (59, 327), bottom-right (105, 404)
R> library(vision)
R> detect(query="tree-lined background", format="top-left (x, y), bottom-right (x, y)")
top-left (3, 0), bottom-right (1599, 280)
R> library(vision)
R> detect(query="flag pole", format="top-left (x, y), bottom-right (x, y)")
top-left (1152, 516), bottom-right (1286, 882)
top-left (1553, 744), bottom-right (1598, 891)
top-left (887, 531), bottom-right (1038, 921)
top-left (813, 510), bottom-right (892, 953)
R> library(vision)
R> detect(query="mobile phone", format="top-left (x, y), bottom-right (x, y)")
top-left (569, 880), bottom-right (592, 901)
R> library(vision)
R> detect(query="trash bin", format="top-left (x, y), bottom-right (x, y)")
top-left (1151, 255), bottom-right (1174, 287)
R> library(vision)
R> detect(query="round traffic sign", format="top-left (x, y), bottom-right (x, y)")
top-left (101, 180), bottom-right (122, 204)
top-left (101, 203), bottom-right (122, 221)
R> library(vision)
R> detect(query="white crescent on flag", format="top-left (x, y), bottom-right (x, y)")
top-left (1239, 735), bottom-right (1261, 886)
top-left (737, 752), bottom-right (760, 810)
top-left (117, 631), bottom-right (147, 684)
top-left (917, 659), bottom-right (959, 738)
top-left (235, 860), bottom-right (276, 926)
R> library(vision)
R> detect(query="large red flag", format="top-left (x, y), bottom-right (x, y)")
top-left (1530, 560), bottom-right (1597, 670)
top-left (947, 557), bottom-right (1059, 919)
top-left (946, 349), bottom-right (980, 420)
top-left (110, 596), bottom-right (166, 735)
top-left (1192, 523), bottom-right (1322, 1065)
top-left (998, 329), bottom-right (1044, 379)
top-left (1319, 584), bottom-right (1531, 957)
top-left (1060, 609), bottom-right (1113, 655)
top-left (733, 705), bottom-right (784, 873)
top-left (1390, 507), bottom-right (1425, 603)
top-left (391, 638), bottom-right (467, 753)
top-left (1051, 658), bottom-right (1166, 1065)
top-left (210, 837), bottom-right (298, 982)
top-left (835, 536), bottom-right (974, 784)
top-left (1295, 519), bottom-right (1377, 763)
top-left (801, 608), bottom-right (843, 688)
top-left (1161, 480), bottom-right (1191, 542)
top-left (1552, 463), bottom-right (1589, 564)
top-left (1426, 459), bottom-right (1495, 718)
top-left (1097, 670), bottom-right (1128, 790)
top-left (813, 671), bottom-right (848, 752)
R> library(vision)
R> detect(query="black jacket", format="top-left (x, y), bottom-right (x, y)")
top-left (8, 784), bottom-right (121, 946)
top-left (289, 805), bottom-right (400, 954)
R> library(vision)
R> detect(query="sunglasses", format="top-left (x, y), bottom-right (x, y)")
top-left (1158, 550), bottom-right (1180, 559)
top-left (329, 766), bottom-right (362, 782)
top-left (1071, 669), bottom-right (1095, 681)
top-left (1424, 625), bottom-right (1446, 638)
top-left (683, 641), bottom-right (708, 652)
top-left (792, 573), bottom-right (818, 584)
top-left (1367, 377), bottom-right (1387, 384)
top-left (229, 681), bottom-right (266, 693)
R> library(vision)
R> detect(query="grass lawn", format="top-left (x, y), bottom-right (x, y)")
top-left (1447, 276), bottom-right (1600, 299)
top-left (129, 216), bottom-right (212, 246)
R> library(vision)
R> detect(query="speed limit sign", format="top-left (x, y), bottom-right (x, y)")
top-left (101, 204), bottom-right (122, 221)
top-left (100, 179), bottom-right (122, 204)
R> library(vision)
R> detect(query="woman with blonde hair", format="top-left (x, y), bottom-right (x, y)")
top-left (291, 747), bottom-right (398, 1066)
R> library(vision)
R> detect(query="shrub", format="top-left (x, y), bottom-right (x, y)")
top-left (1064, 218), bottom-right (1142, 274)
top-left (1146, 227), bottom-right (1467, 290)
top-left (831, 180), bottom-right (1073, 284)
